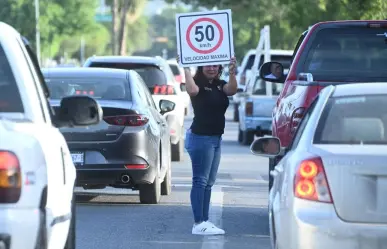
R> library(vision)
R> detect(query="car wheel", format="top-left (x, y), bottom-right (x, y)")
top-left (64, 193), bottom-right (76, 249)
top-left (161, 163), bottom-right (172, 196)
top-left (238, 128), bottom-right (243, 143)
top-left (171, 137), bottom-right (183, 162)
top-left (268, 158), bottom-right (276, 192)
top-left (139, 153), bottom-right (161, 204)
top-left (233, 104), bottom-right (239, 122)
top-left (241, 130), bottom-right (254, 145)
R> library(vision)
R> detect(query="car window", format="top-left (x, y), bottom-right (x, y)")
top-left (289, 97), bottom-right (319, 150)
top-left (314, 94), bottom-right (387, 144)
top-left (44, 77), bottom-right (131, 100)
top-left (291, 31), bottom-right (307, 64)
top-left (87, 62), bottom-right (167, 89)
top-left (136, 74), bottom-right (156, 109)
top-left (169, 64), bottom-right (180, 76)
top-left (252, 76), bottom-right (284, 96)
top-left (301, 26), bottom-right (387, 82)
top-left (0, 44), bottom-right (24, 113)
top-left (246, 54), bottom-right (292, 72)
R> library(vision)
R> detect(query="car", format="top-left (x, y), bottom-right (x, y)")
top-left (233, 49), bottom-right (293, 121)
top-left (83, 55), bottom-right (186, 161)
top-left (237, 69), bottom-right (289, 145)
top-left (167, 59), bottom-right (191, 115)
top-left (250, 82), bottom-right (387, 249)
top-left (0, 22), bottom-right (102, 249)
top-left (260, 20), bottom-right (387, 190)
top-left (42, 67), bottom-right (175, 204)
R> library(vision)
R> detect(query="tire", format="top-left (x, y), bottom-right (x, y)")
top-left (161, 163), bottom-right (172, 196)
top-left (233, 104), bottom-right (239, 122)
top-left (64, 193), bottom-right (76, 249)
top-left (268, 158), bottom-right (276, 192)
top-left (171, 138), bottom-right (183, 162)
top-left (238, 128), bottom-right (243, 143)
top-left (241, 130), bottom-right (254, 145)
top-left (139, 153), bottom-right (161, 204)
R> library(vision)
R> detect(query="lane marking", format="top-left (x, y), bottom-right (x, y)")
top-left (201, 185), bottom-right (225, 249)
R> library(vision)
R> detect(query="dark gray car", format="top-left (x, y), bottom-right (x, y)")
top-left (42, 67), bottom-right (175, 204)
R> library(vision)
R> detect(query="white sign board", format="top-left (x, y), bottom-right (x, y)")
top-left (175, 9), bottom-right (234, 67)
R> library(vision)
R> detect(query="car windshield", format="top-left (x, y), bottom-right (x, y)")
top-left (44, 77), bottom-right (131, 100)
top-left (87, 62), bottom-right (167, 87)
top-left (301, 27), bottom-right (387, 82)
top-left (0, 44), bottom-right (24, 113)
top-left (252, 77), bottom-right (283, 95)
top-left (314, 95), bottom-right (387, 144)
top-left (169, 64), bottom-right (180, 76)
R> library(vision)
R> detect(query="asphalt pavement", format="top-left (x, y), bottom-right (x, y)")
top-left (74, 105), bottom-right (271, 249)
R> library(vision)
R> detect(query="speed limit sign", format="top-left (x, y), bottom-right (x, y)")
top-left (176, 9), bottom-right (234, 67)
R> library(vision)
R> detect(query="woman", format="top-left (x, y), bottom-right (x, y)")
top-left (177, 55), bottom-right (237, 235)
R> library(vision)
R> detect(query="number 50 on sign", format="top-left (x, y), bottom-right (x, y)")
top-left (175, 9), bottom-right (234, 67)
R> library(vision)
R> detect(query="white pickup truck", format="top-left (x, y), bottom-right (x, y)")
top-left (0, 22), bottom-right (102, 249)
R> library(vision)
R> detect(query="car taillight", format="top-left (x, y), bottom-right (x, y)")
top-left (0, 151), bottom-right (21, 203)
top-left (240, 74), bottom-right (246, 85)
top-left (103, 115), bottom-right (149, 126)
top-left (294, 157), bottom-right (332, 203)
top-left (154, 85), bottom-right (175, 95)
top-left (246, 102), bottom-right (253, 116)
top-left (290, 107), bottom-right (305, 133)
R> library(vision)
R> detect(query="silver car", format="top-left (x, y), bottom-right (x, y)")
top-left (251, 83), bottom-right (387, 249)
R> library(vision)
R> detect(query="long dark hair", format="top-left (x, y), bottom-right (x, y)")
top-left (193, 65), bottom-right (223, 81)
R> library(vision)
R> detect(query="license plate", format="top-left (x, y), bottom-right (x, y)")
top-left (71, 152), bottom-right (84, 164)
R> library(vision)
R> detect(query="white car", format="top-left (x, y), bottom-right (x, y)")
top-left (0, 22), bottom-right (102, 249)
top-left (83, 56), bottom-right (186, 161)
top-left (167, 59), bottom-right (191, 115)
top-left (250, 82), bottom-right (387, 249)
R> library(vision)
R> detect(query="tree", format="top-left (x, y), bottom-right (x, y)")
top-left (0, 0), bottom-right (97, 59)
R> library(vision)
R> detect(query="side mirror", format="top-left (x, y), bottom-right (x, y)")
top-left (236, 88), bottom-right (244, 93)
top-left (180, 83), bottom-right (186, 92)
top-left (159, 99), bottom-right (175, 114)
top-left (259, 62), bottom-right (285, 83)
top-left (297, 73), bottom-right (313, 82)
top-left (55, 96), bottom-right (102, 127)
top-left (250, 136), bottom-right (282, 158)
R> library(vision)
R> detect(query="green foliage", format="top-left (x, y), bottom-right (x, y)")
top-left (127, 16), bottom-right (152, 54)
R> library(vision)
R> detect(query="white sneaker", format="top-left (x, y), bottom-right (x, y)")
top-left (192, 221), bottom-right (225, 235)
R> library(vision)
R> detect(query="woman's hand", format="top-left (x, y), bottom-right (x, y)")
top-left (228, 56), bottom-right (237, 76)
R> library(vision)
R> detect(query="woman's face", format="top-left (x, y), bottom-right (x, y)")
top-left (202, 65), bottom-right (220, 79)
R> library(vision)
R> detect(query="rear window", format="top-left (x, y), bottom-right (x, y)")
top-left (301, 27), bottom-right (387, 82)
top-left (314, 95), bottom-right (387, 144)
top-left (45, 77), bottom-right (131, 100)
top-left (0, 45), bottom-right (24, 113)
top-left (169, 64), bottom-right (180, 76)
top-left (245, 54), bottom-right (292, 72)
top-left (88, 62), bottom-right (167, 87)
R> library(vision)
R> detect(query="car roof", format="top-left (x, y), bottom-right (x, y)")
top-left (332, 83), bottom-right (387, 97)
top-left (86, 55), bottom-right (161, 66)
top-left (246, 49), bottom-right (293, 56)
top-left (0, 22), bottom-right (19, 41)
top-left (41, 67), bottom-right (130, 79)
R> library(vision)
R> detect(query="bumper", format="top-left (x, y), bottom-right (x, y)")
top-left (241, 116), bottom-right (272, 136)
top-left (282, 199), bottom-right (387, 249)
top-left (75, 162), bottom-right (156, 185)
top-left (0, 208), bottom-right (40, 249)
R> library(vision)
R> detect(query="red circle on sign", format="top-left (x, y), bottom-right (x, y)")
top-left (186, 17), bottom-right (224, 54)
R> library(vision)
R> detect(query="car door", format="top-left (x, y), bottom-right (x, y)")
top-left (17, 37), bottom-right (76, 233)
top-left (273, 96), bottom-right (318, 245)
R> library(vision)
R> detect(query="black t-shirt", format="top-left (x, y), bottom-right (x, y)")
top-left (190, 78), bottom-right (229, 136)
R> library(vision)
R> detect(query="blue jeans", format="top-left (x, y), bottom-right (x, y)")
top-left (185, 129), bottom-right (222, 223)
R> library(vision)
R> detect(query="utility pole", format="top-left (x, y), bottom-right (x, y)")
top-left (34, 0), bottom-right (41, 65)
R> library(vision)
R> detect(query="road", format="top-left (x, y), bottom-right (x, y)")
top-left (74, 106), bottom-right (271, 249)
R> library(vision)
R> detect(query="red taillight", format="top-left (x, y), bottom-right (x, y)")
top-left (246, 101), bottom-right (253, 116)
top-left (103, 115), bottom-right (149, 126)
top-left (290, 107), bottom-right (305, 133)
top-left (0, 151), bottom-right (21, 203)
top-left (124, 164), bottom-right (147, 169)
top-left (294, 157), bottom-right (332, 203)
top-left (154, 85), bottom-right (175, 95)
top-left (240, 74), bottom-right (246, 85)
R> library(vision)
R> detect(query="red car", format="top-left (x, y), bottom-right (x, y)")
top-left (260, 20), bottom-right (387, 190)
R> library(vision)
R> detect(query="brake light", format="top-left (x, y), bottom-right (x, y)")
top-left (154, 85), bottom-right (175, 95)
top-left (294, 157), bottom-right (332, 203)
top-left (124, 164), bottom-right (147, 169)
top-left (0, 151), bottom-right (21, 203)
top-left (290, 107), bottom-right (305, 133)
top-left (246, 102), bottom-right (253, 116)
top-left (240, 73), bottom-right (246, 85)
top-left (103, 115), bottom-right (149, 126)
